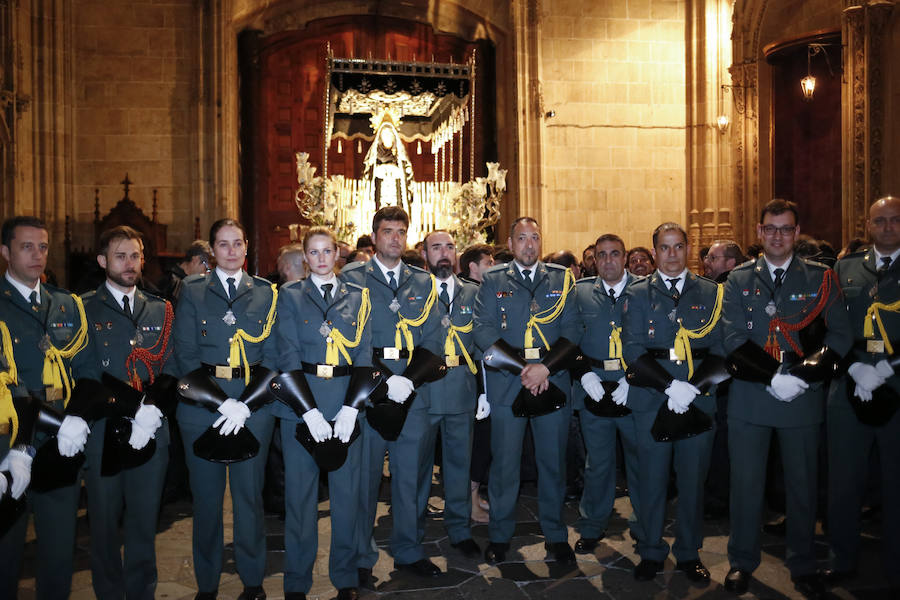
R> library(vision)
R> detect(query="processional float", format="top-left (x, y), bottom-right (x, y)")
top-left (294, 45), bottom-right (506, 246)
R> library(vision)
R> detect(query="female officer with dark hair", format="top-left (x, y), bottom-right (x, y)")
top-left (173, 218), bottom-right (278, 600)
top-left (273, 226), bottom-right (372, 600)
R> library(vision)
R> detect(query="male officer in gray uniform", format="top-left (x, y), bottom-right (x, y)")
top-left (473, 216), bottom-right (580, 565)
top-left (570, 233), bottom-right (642, 555)
top-left (418, 230), bottom-right (488, 559)
top-left (620, 222), bottom-right (723, 583)
top-left (721, 199), bottom-right (851, 598)
top-left (0, 216), bottom-right (91, 600)
top-left (826, 195), bottom-right (900, 595)
top-left (342, 206), bottom-right (443, 581)
top-left (76, 225), bottom-right (173, 599)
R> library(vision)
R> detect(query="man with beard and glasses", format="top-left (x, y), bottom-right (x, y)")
top-left (75, 225), bottom-right (174, 599)
top-left (473, 217), bottom-right (580, 565)
top-left (418, 230), bottom-right (488, 559)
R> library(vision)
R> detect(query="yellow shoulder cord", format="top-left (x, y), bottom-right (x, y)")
top-left (1, 322), bottom-right (20, 446)
top-left (525, 268), bottom-right (576, 350)
top-left (608, 325), bottom-right (627, 370)
top-left (229, 284), bottom-right (278, 385)
top-left (394, 275), bottom-right (438, 365)
top-left (863, 299), bottom-right (900, 355)
top-left (43, 294), bottom-right (89, 406)
top-left (325, 288), bottom-right (371, 366)
top-left (673, 283), bottom-right (725, 378)
top-left (444, 319), bottom-right (477, 374)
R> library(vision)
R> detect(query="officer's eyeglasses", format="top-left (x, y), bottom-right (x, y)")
top-left (761, 225), bottom-right (796, 237)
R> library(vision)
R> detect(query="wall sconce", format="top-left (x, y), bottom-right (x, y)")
top-left (801, 43), bottom-right (834, 101)
top-left (716, 114), bottom-right (730, 134)
top-left (721, 83), bottom-right (755, 116)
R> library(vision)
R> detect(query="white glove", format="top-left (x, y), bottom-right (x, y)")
top-left (854, 384), bottom-right (873, 402)
top-left (768, 373), bottom-right (809, 402)
top-left (332, 406), bottom-right (359, 443)
top-left (386, 375), bottom-right (415, 403)
top-left (133, 404), bottom-right (163, 437)
top-left (302, 408), bottom-right (333, 443)
top-left (665, 380), bottom-right (700, 414)
top-left (6, 448), bottom-right (32, 500)
top-left (848, 362), bottom-right (886, 392)
top-left (580, 372), bottom-right (605, 402)
top-left (213, 399), bottom-right (251, 436)
top-left (57, 415), bottom-right (90, 457)
top-left (128, 420), bottom-right (153, 450)
top-left (475, 394), bottom-right (491, 420)
top-left (875, 359), bottom-right (894, 379)
top-left (611, 376), bottom-right (629, 406)
top-left (0, 470), bottom-right (7, 497)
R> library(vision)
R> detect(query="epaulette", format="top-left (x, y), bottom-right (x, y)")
top-left (484, 263), bottom-right (509, 274)
top-left (80, 290), bottom-right (98, 301)
top-left (138, 289), bottom-right (167, 304)
top-left (182, 273), bottom-right (207, 284)
top-left (280, 279), bottom-right (303, 290)
top-left (42, 282), bottom-right (75, 296)
top-left (404, 263), bottom-right (431, 276)
top-left (839, 249), bottom-right (869, 261)
top-left (731, 259), bottom-right (758, 273)
top-left (342, 281), bottom-right (366, 294)
top-left (250, 275), bottom-right (274, 286)
top-left (341, 260), bottom-right (367, 273)
top-left (576, 276), bottom-right (598, 285)
top-left (799, 257), bottom-right (830, 271)
top-left (544, 262), bottom-right (567, 272)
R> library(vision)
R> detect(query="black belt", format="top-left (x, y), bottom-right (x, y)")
top-left (587, 356), bottom-right (624, 370)
top-left (647, 348), bottom-right (709, 361)
top-left (26, 389), bottom-right (48, 402)
top-left (373, 347), bottom-right (411, 359)
top-left (202, 363), bottom-right (260, 380)
top-left (301, 362), bottom-right (351, 378)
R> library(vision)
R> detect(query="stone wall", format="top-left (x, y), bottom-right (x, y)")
top-left (70, 0), bottom-right (200, 253)
top-left (538, 0), bottom-right (687, 254)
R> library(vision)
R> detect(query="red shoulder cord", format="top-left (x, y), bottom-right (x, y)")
top-left (125, 301), bottom-right (175, 390)
top-left (764, 268), bottom-right (838, 359)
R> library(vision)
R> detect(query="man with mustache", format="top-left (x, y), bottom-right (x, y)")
top-left (76, 225), bottom-right (174, 599)
top-left (418, 230), bottom-right (488, 559)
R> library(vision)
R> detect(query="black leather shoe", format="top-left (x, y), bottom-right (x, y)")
top-left (822, 568), bottom-right (857, 586)
top-left (237, 587), bottom-right (266, 600)
top-left (545, 541), bottom-right (576, 565)
top-left (336, 588), bottom-right (359, 600)
top-left (395, 558), bottom-right (441, 577)
top-left (357, 567), bottom-right (376, 590)
top-left (792, 573), bottom-right (826, 599)
top-left (484, 542), bottom-right (509, 564)
top-left (633, 559), bottom-right (664, 581)
top-left (676, 560), bottom-right (710, 583)
top-left (724, 568), bottom-right (750, 594)
top-left (451, 538), bottom-right (481, 558)
top-left (574, 537), bottom-right (600, 554)
top-left (194, 593), bottom-right (216, 600)
top-left (284, 593), bottom-right (306, 600)
top-left (763, 518), bottom-right (787, 537)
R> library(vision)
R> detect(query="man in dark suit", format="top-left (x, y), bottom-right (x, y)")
top-left (473, 216), bottom-right (580, 565)
top-left (826, 195), bottom-right (900, 595)
top-left (721, 199), bottom-right (851, 598)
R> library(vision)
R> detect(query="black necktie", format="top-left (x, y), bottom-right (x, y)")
top-left (123, 295), bottom-right (133, 319)
top-left (439, 282), bottom-right (450, 305)
top-left (321, 283), bottom-right (333, 304)
top-left (522, 269), bottom-right (532, 285)
top-left (880, 256), bottom-right (892, 272)
top-left (29, 290), bottom-right (39, 311)
top-left (667, 277), bottom-right (680, 301)
top-left (607, 287), bottom-right (616, 304)
top-left (773, 268), bottom-right (784, 288)
top-left (226, 277), bottom-right (237, 299)
top-left (387, 271), bottom-right (398, 290)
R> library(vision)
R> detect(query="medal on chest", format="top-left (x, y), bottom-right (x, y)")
top-left (667, 308), bottom-right (677, 323)
top-left (389, 297), bottom-right (401, 313)
top-left (441, 314), bottom-right (451, 328)
top-left (319, 321), bottom-right (332, 338)
top-left (38, 333), bottom-right (52, 353)
top-left (223, 309), bottom-right (237, 326)
top-left (530, 299), bottom-right (540, 314)
top-left (131, 330), bottom-right (144, 346)
top-left (765, 300), bottom-right (777, 317)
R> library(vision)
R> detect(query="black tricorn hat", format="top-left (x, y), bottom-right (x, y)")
top-left (511, 384), bottom-right (567, 417)
top-left (28, 401), bottom-right (86, 493)
top-left (295, 419), bottom-right (361, 472)
top-left (100, 415), bottom-right (157, 477)
top-left (650, 403), bottom-right (713, 442)
top-left (0, 474), bottom-right (27, 537)
top-left (846, 381), bottom-right (900, 426)
top-left (583, 380), bottom-right (631, 418)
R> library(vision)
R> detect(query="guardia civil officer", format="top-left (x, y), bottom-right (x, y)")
top-left (721, 199), bottom-right (851, 598)
top-left (620, 222), bottom-right (723, 583)
top-left (570, 233), bottom-right (642, 555)
top-left (273, 226), bottom-right (372, 600)
top-left (473, 216), bottom-right (580, 565)
top-left (173, 218), bottom-right (278, 600)
top-left (418, 230), bottom-right (488, 559)
top-left (341, 206), bottom-right (443, 583)
top-left (75, 225), bottom-right (173, 599)
top-left (826, 195), bottom-right (900, 595)
top-left (0, 216), bottom-right (91, 599)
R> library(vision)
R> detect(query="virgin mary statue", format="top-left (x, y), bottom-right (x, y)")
top-left (362, 114), bottom-right (415, 214)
